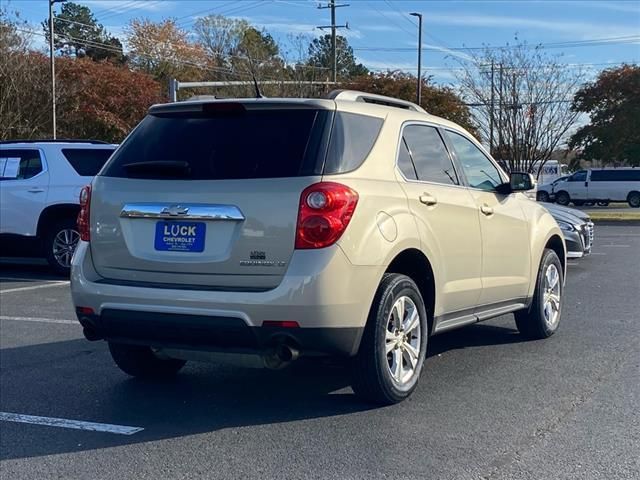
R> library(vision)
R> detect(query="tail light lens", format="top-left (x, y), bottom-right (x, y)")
top-left (295, 182), bottom-right (358, 249)
top-left (77, 185), bottom-right (91, 242)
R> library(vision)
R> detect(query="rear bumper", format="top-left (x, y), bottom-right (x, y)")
top-left (71, 242), bottom-right (382, 356)
top-left (76, 308), bottom-right (361, 356)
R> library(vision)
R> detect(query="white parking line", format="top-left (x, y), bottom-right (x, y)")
top-left (0, 315), bottom-right (78, 325)
top-left (590, 252), bottom-right (606, 255)
top-left (0, 281), bottom-right (69, 294)
top-left (0, 276), bottom-right (61, 282)
top-left (0, 412), bottom-right (143, 435)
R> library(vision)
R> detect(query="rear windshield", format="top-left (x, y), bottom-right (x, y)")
top-left (102, 108), bottom-right (331, 180)
top-left (62, 148), bottom-right (115, 176)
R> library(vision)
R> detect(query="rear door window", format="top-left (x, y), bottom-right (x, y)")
top-left (0, 149), bottom-right (43, 180)
top-left (103, 107), bottom-right (331, 180)
top-left (62, 148), bottom-right (115, 176)
top-left (402, 125), bottom-right (459, 185)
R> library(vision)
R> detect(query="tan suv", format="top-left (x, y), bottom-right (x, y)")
top-left (71, 90), bottom-right (566, 404)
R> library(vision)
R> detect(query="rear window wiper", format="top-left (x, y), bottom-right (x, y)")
top-left (122, 161), bottom-right (191, 177)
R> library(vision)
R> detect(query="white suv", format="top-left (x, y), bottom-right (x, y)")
top-left (71, 92), bottom-right (566, 404)
top-left (0, 140), bottom-right (116, 274)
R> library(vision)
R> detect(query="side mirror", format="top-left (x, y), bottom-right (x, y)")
top-left (495, 172), bottom-right (536, 195)
top-left (510, 172), bottom-right (535, 191)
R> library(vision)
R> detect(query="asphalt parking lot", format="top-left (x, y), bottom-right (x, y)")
top-left (1, 224), bottom-right (639, 480)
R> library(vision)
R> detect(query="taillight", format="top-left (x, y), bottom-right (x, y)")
top-left (77, 185), bottom-right (91, 242)
top-left (295, 182), bottom-right (358, 249)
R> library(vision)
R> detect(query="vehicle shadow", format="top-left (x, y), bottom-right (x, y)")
top-left (1, 322), bottom-right (523, 461)
top-left (0, 258), bottom-right (62, 281)
top-left (427, 322), bottom-right (526, 357)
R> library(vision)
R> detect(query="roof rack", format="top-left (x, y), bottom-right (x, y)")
top-left (0, 139), bottom-right (110, 145)
top-left (326, 90), bottom-right (427, 113)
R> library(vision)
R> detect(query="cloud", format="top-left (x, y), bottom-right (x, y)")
top-left (240, 15), bottom-right (363, 39)
top-left (420, 12), bottom-right (640, 39)
top-left (81, 1), bottom-right (174, 14)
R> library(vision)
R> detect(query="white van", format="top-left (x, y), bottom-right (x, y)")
top-left (554, 168), bottom-right (640, 207)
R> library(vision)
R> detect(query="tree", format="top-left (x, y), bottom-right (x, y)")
top-left (194, 15), bottom-right (284, 94)
top-left (126, 18), bottom-right (209, 87)
top-left (41, 2), bottom-right (124, 63)
top-left (569, 65), bottom-right (640, 167)
top-left (342, 71), bottom-right (477, 134)
top-left (1, 10), bottom-right (51, 139)
top-left (307, 34), bottom-right (369, 80)
top-left (56, 58), bottom-right (163, 142)
top-left (454, 41), bottom-right (585, 177)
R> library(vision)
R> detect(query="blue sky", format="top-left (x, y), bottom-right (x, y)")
top-left (9, 0), bottom-right (640, 84)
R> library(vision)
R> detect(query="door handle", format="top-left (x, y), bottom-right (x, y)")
top-left (27, 188), bottom-right (45, 193)
top-left (419, 194), bottom-right (437, 206)
top-left (480, 204), bottom-right (494, 216)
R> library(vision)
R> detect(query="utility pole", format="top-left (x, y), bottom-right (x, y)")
top-left (489, 61), bottom-right (495, 155)
top-left (410, 12), bottom-right (423, 105)
top-left (497, 63), bottom-right (504, 157)
top-left (49, 0), bottom-right (65, 139)
top-left (317, 1), bottom-right (349, 83)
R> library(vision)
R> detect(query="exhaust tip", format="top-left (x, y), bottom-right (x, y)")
top-left (262, 343), bottom-right (300, 369)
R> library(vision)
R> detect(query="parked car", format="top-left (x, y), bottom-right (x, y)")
top-left (536, 175), bottom-right (569, 202)
top-left (544, 203), bottom-right (594, 258)
top-left (0, 140), bottom-right (117, 274)
top-left (554, 168), bottom-right (640, 207)
top-left (71, 91), bottom-right (566, 405)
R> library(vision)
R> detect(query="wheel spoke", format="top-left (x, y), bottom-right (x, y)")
top-left (403, 343), bottom-right (419, 369)
top-left (393, 349), bottom-right (403, 381)
top-left (393, 297), bottom-right (405, 329)
top-left (403, 307), bottom-right (419, 334)
top-left (548, 292), bottom-right (560, 310)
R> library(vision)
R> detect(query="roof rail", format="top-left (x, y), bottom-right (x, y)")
top-left (326, 90), bottom-right (427, 113)
top-left (0, 139), bottom-right (110, 145)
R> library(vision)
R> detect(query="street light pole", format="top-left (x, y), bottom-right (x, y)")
top-left (49, 0), bottom-right (66, 139)
top-left (410, 12), bottom-right (422, 106)
top-left (49, 0), bottom-right (56, 139)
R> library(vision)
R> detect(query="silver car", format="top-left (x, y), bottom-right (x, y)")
top-left (544, 203), bottom-right (594, 258)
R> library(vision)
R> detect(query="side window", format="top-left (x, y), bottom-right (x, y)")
top-left (397, 138), bottom-right (418, 180)
top-left (569, 171), bottom-right (587, 182)
top-left (0, 149), bottom-right (43, 180)
top-left (402, 125), bottom-right (458, 185)
top-left (324, 112), bottom-right (384, 174)
top-left (62, 148), bottom-right (115, 177)
top-left (446, 131), bottom-right (503, 191)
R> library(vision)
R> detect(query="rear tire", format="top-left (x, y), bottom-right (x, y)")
top-left (44, 219), bottom-right (80, 276)
top-left (555, 191), bottom-right (570, 206)
top-left (572, 200), bottom-right (585, 207)
top-left (628, 191), bottom-right (640, 208)
top-left (597, 201), bottom-right (609, 206)
top-left (351, 274), bottom-right (428, 405)
top-left (108, 342), bottom-right (186, 378)
top-left (515, 249), bottom-right (563, 340)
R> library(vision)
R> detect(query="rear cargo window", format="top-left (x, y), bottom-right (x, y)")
top-left (590, 169), bottom-right (640, 181)
top-left (102, 108), bottom-right (330, 180)
top-left (323, 112), bottom-right (383, 174)
top-left (62, 148), bottom-right (115, 176)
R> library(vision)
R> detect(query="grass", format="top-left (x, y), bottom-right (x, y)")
top-left (586, 210), bottom-right (640, 222)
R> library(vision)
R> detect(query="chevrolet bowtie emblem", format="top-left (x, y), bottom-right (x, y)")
top-left (161, 205), bottom-right (189, 216)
